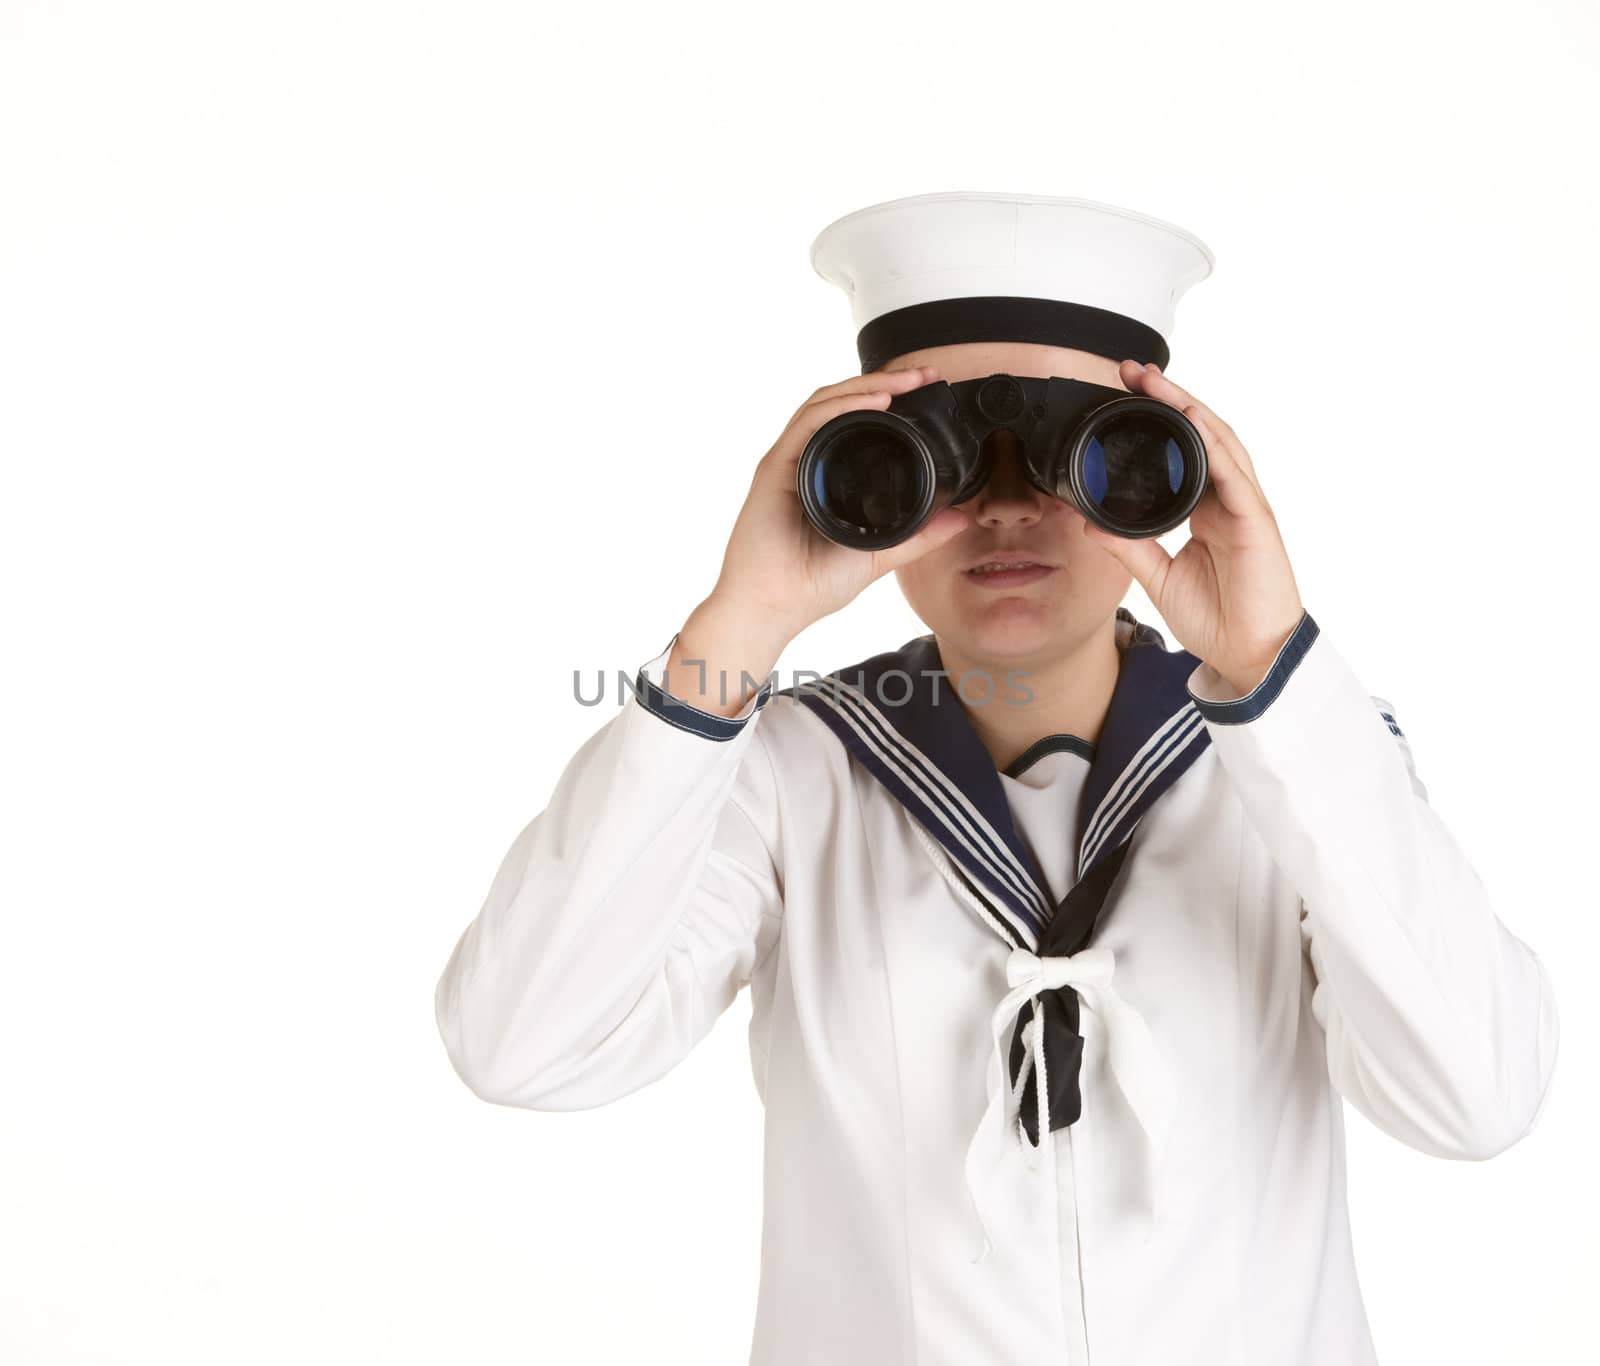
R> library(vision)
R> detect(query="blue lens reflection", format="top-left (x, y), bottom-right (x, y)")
top-left (1084, 439), bottom-right (1108, 506)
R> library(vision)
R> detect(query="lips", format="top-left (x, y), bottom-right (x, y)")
top-left (961, 554), bottom-right (1057, 590)
top-left (964, 551), bottom-right (1053, 574)
top-left (967, 559), bottom-right (1047, 576)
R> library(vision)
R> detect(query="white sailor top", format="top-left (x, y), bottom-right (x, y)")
top-left (434, 606), bottom-right (1560, 1366)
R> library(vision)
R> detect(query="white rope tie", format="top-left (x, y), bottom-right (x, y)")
top-left (962, 944), bottom-right (1177, 1263)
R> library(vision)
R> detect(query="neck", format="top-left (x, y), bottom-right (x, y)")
top-left (936, 618), bottom-right (1123, 772)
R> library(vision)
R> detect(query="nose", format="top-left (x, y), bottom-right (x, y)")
top-left (970, 429), bottom-right (1049, 528)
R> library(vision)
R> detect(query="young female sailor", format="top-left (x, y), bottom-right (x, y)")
top-left (433, 193), bottom-right (1559, 1366)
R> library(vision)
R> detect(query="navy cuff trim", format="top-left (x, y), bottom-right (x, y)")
top-left (633, 668), bottom-right (774, 742)
top-left (1188, 610), bottom-right (1320, 726)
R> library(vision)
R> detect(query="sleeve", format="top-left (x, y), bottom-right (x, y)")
top-left (433, 631), bottom-right (785, 1111)
top-left (1186, 608), bottom-right (1560, 1159)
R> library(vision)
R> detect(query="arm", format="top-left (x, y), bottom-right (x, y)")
top-left (432, 359), bottom-right (975, 1111)
top-left (1187, 609), bottom-right (1560, 1159)
top-left (433, 628), bottom-right (784, 1111)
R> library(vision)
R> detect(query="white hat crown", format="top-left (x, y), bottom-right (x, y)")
top-left (810, 191), bottom-right (1215, 373)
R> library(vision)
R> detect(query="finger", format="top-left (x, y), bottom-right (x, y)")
top-left (791, 364), bottom-right (941, 426)
top-left (1125, 362), bottom-right (1267, 501)
top-left (871, 505), bottom-right (971, 575)
top-left (762, 387), bottom-right (901, 480)
top-left (1078, 516), bottom-right (1174, 603)
top-left (1182, 405), bottom-right (1264, 520)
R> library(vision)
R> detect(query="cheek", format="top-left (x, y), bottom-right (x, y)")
top-left (1044, 505), bottom-right (1099, 567)
top-left (892, 560), bottom-right (939, 615)
top-left (1044, 509), bottom-right (1133, 602)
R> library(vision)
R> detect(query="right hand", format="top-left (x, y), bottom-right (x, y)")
top-left (704, 364), bottom-right (971, 645)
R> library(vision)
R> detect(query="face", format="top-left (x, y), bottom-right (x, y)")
top-left (889, 341), bottom-right (1135, 669)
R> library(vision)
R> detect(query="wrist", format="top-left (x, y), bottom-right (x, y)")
top-left (657, 596), bottom-right (795, 719)
top-left (1220, 608), bottom-right (1307, 696)
top-left (695, 590), bottom-right (808, 657)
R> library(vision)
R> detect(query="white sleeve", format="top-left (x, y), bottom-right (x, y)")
top-left (1187, 609), bottom-right (1560, 1159)
top-left (433, 632), bottom-right (784, 1110)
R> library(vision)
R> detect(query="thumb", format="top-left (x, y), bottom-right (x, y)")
top-left (1079, 518), bottom-right (1172, 600)
top-left (873, 505), bottom-right (971, 575)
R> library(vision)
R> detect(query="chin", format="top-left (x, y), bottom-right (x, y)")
top-left (955, 602), bottom-right (1060, 663)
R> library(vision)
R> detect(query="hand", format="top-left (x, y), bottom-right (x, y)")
top-left (1080, 362), bottom-right (1305, 696)
top-left (705, 364), bottom-right (971, 648)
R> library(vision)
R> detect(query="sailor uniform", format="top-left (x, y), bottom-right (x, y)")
top-left (434, 606), bottom-right (1559, 1365)
top-left (438, 188), bottom-right (1555, 1363)
top-left (1000, 738), bottom-right (1091, 903)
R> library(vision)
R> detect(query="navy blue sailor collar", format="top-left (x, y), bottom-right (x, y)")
top-left (780, 606), bottom-right (1213, 953)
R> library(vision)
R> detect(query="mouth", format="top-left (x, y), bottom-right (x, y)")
top-left (963, 556), bottom-right (1056, 589)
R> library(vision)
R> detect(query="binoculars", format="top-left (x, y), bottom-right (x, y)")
top-left (797, 373), bottom-right (1209, 550)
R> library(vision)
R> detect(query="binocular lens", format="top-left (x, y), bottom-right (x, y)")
top-left (1078, 413), bottom-right (1197, 531)
top-left (795, 378), bottom-right (1208, 548)
top-left (801, 421), bottom-right (934, 550)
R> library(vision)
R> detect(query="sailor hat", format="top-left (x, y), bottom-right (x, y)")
top-left (810, 191), bottom-right (1215, 374)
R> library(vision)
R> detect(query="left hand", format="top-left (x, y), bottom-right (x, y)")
top-left (1080, 361), bottom-right (1305, 696)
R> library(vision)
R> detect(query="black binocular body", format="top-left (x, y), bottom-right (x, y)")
top-left (797, 373), bottom-right (1209, 550)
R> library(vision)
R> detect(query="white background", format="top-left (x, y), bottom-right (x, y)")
top-left (3, 1), bottom-right (1595, 1361)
